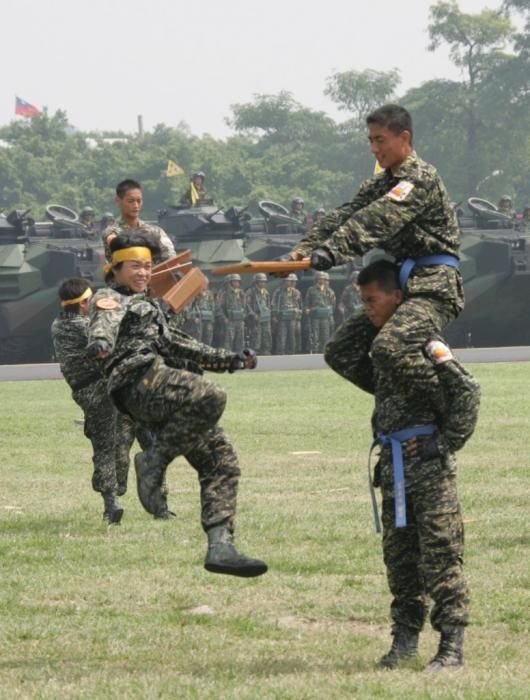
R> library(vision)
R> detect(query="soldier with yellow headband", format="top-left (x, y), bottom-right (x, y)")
top-left (51, 278), bottom-right (141, 523)
top-left (88, 234), bottom-right (267, 578)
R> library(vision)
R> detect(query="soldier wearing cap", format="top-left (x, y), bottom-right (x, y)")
top-left (245, 273), bottom-right (272, 355)
top-left (272, 273), bottom-right (302, 354)
top-left (102, 179), bottom-right (176, 264)
top-left (305, 271), bottom-right (336, 353)
top-left (218, 273), bottom-right (246, 351)
top-left (87, 234), bottom-right (267, 577)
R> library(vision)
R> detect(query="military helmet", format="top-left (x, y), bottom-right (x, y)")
top-left (349, 270), bottom-right (359, 281)
top-left (314, 207), bottom-right (325, 215)
top-left (253, 273), bottom-right (267, 282)
top-left (81, 206), bottom-right (94, 215)
top-left (103, 211), bottom-right (114, 218)
top-left (314, 271), bottom-right (329, 280)
top-left (193, 171), bottom-right (206, 180)
top-left (286, 273), bottom-right (298, 281)
top-left (500, 194), bottom-right (512, 202)
top-left (292, 196), bottom-right (304, 205)
top-left (227, 273), bottom-right (241, 282)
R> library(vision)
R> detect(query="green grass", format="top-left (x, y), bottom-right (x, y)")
top-left (0, 365), bottom-right (529, 699)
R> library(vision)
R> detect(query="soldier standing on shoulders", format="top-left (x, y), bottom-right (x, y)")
top-left (87, 234), bottom-right (267, 577)
top-left (218, 274), bottom-right (246, 351)
top-left (304, 271), bottom-right (336, 353)
top-left (102, 179), bottom-right (176, 264)
top-left (245, 273), bottom-right (272, 355)
top-left (272, 273), bottom-right (302, 354)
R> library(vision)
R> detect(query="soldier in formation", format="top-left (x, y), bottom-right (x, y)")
top-left (217, 274), bottom-right (246, 351)
top-left (245, 273), bottom-right (272, 355)
top-left (304, 271), bottom-right (336, 353)
top-left (337, 270), bottom-right (362, 322)
top-left (87, 234), bottom-right (267, 577)
top-left (196, 285), bottom-right (216, 345)
top-left (272, 273), bottom-right (302, 354)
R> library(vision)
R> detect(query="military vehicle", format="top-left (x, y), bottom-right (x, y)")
top-left (444, 197), bottom-right (530, 347)
top-left (0, 206), bottom-right (105, 363)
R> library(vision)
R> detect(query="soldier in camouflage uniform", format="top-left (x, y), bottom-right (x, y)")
top-left (337, 271), bottom-right (362, 321)
top-left (180, 171), bottom-right (212, 207)
top-left (350, 260), bottom-right (480, 671)
top-left (304, 271), bottom-right (336, 353)
top-left (87, 234), bottom-right (267, 577)
top-left (196, 285), bottom-right (216, 345)
top-left (51, 278), bottom-right (136, 524)
top-left (245, 273), bottom-right (272, 355)
top-left (272, 274), bottom-right (302, 354)
top-left (218, 274), bottom-right (246, 352)
top-left (284, 105), bottom-right (463, 412)
top-left (102, 178), bottom-right (176, 264)
top-left (179, 299), bottom-right (202, 341)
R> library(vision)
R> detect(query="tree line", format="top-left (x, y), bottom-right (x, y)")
top-left (0, 0), bottom-right (529, 221)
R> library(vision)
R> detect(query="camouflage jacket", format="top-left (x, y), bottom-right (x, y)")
top-left (271, 286), bottom-right (302, 316)
top-left (338, 283), bottom-right (362, 317)
top-left (51, 312), bottom-right (103, 390)
top-left (304, 284), bottom-right (336, 316)
top-left (293, 152), bottom-right (462, 301)
top-left (87, 285), bottom-right (236, 392)
top-left (245, 286), bottom-right (272, 321)
top-left (102, 218), bottom-right (176, 263)
top-left (218, 288), bottom-right (246, 321)
top-left (196, 289), bottom-right (215, 316)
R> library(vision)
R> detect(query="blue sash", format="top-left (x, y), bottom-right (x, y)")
top-left (368, 424), bottom-right (436, 533)
top-left (399, 255), bottom-right (459, 290)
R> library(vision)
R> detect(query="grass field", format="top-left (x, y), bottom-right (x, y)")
top-left (1, 365), bottom-right (529, 699)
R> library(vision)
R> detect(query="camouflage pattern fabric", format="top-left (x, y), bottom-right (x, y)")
top-left (338, 282), bottom-right (362, 320)
top-left (51, 311), bottom-right (137, 495)
top-left (245, 285), bottom-right (272, 355)
top-left (271, 285), bottom-right (302, 354)
top-left (102, 217), bottom-right (176, 263)
top-left (196, 289), bottom-right (216, 345)
top-left (327, 322), bottom-right (480, 633)
top-left (88, 285), bottom-right (242, 531)
top-left (217, 286), bottom-right (246, 352)
top-left (304, 283), bottom-right (336, 353)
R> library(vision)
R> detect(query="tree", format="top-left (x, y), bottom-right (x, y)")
top-left (324, 68), bottom-right (401, 127)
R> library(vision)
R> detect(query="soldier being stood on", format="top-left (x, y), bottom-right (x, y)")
top-left (218, 274), bottom-right (246, 352)
top-left (347, 260), bottom-right (480, 672)
top-left (304, 271), bottom-right (336, 353)
top-left (272, 273), bottom-right (302, 354)
top-left (87, 234), bottom-right (267, 578)
top-left (102, 179), bottom-right (176, 264)
top-left (245, 273), bottom-right (272, 355)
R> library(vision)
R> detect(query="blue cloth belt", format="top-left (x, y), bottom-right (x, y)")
top-left (368, 424), bottom-right (436, 533)
top-left (399, 254), bottom-right (459, 290)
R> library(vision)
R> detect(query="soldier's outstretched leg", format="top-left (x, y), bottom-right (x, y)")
top-left (325, 312), bottom-right (378, 392)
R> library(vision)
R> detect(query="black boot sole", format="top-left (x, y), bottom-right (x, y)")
top-left (204, 560), bottom-right (268, 577)
top-left (104, 508), bottom-right (124, 525)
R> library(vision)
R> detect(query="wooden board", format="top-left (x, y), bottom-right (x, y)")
top-left (211, 260), bottom-right (311, 275)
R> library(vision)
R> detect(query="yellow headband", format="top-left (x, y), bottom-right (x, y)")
top-left (61, 287), bottom-right (93, 308)
top-left (103, 246), bottom-right (152, 275)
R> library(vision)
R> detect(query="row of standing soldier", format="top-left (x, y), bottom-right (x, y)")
top-left (177, 271), bottom-right (363, 355)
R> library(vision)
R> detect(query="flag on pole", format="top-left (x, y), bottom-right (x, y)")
top-left (166, 159), bottom-right (184, 177)
top-left (15, 96), bottom-right (42, 118)
top-left (190, 182), bottom-right (199, 206)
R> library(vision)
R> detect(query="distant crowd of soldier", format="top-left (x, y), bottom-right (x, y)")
top-left (176, 269), bottom-right (363, 355)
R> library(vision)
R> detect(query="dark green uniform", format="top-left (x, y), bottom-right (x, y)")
top-left (218, 285), bottom-right (246, 352)
top-left (197, 289), bottom-right (216, 346)
top-left (87, 285), bottom-right (243, 533)
top-left (297, 152), bottom-right (463, 406)
top-left (51, 311), bottom-right (136, 496)
top-left (304, 281), bottom-right (336, 353)
top-left (271, 283), bottom-right (302, 354)
top-left (245, 284), bottom-right (272, 355)
top-left (349, 329), bottom-right (480, 633)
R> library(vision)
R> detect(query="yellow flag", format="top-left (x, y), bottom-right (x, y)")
top-left (190, 182), bottom-right (199, 206)
top-left (166, 159), bottom-right (184, 177)
top-left (374, 160), bottom-right (384, 175)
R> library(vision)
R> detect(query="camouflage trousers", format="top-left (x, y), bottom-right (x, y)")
top-left (114, 360), bottom-right (240, 532)
top-left (225, 320), bottom-right (245, 352)
top-left (249, 321), bottom-right (272, 355)
top-left (380, 456), bottom-right (469, 632)
top-left (325, 297), bottom-right (459, 406)
top-left (74, 380), bottom-right (136, 495)
top-left (275, 320), bottom-right (300, 354)
top-left (200, 321), bottom-right (214, 346)
top-left (310, 316), bottom-right (334, 353)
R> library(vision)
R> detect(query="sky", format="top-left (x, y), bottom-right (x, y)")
top-left (0, 0), bottom-right (513, 138)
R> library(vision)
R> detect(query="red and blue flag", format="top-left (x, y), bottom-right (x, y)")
top-left (15, 96), bottom-right (42, 118)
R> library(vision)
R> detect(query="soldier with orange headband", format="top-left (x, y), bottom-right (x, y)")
top-left (87, 235), bottom-right (267, 577)
top-left (51, 278), bottom-right (137, 524)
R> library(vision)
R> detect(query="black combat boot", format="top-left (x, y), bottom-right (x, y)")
top-left (102, 492), bottom-right (124, 524)
top-left (134, 450), bottom-right (167, 516)
top-left (153, 504), bottom-right (176, 520)
top-left (204, 524), bottom-right (268, 578)
top-left (425, 625), bottom-right (464, 671)
top-left (377, 625), bottom-right (419, 669)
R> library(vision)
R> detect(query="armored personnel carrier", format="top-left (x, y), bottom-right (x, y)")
top-left (0, 206), bottom-right (105, 363)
